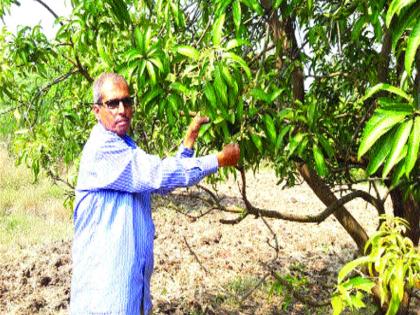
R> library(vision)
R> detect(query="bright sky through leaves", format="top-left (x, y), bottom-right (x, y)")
top-left (1, 0), bottom-right (70, 38)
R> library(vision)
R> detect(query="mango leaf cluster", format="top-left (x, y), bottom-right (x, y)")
top-left (0, 0), bottom-right (418, 193)
top-left (357, 0), bottom-right (420, 196)
top-left (332, 215), bottom-right (420, 315)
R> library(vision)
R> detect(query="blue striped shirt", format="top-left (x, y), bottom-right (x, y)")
top-left (70, 123), bottom-right (218, 314)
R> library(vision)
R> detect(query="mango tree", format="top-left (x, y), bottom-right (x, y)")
top-left (0, 0), bottom-right (418, 313)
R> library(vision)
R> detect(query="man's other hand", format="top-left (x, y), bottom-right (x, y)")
top-left (217, 144), bottom-right (240, 167)
top-left (183, 114), bottom-right (210, 149)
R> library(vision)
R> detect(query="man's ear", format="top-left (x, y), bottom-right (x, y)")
top-left (92, 104), bottom-right (100, 119)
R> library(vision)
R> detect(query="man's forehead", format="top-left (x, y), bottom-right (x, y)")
top-left (101, 79), bottom-right (129, 92)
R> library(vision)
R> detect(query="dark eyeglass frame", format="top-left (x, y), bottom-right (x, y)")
top-left (96, 96), bottom-right (135, 110)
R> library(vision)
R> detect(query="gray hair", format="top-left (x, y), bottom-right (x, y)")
top-left (93, 72), bottom-right (128, 104)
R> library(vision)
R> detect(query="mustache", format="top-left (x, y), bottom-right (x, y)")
top-left (115, 117), bottom-right (129, 123)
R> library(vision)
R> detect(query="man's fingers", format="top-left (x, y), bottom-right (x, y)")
top-left (193, 115), bottom-right (209, 125)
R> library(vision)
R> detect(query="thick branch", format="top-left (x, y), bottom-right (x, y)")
top-left (297, 164), bottom-right (369, 251)
top-left (377, 29), bottom-right (392, 83)
top-left (247, 190), bottom-right (383, 223)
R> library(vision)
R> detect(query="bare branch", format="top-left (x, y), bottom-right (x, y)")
top-left (240, 272), bottom-right (270, 303)
top-left (246, 190), bottom-right (384, 223)
top-left (183, 236), bottom-right (209, 274)
top-left (46, 170), bottom-right (75, 190)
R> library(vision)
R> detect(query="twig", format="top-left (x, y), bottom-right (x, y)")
top-left (46, 170), bottom-right (75, 190)
top-left (240, 272), bottom-right (270, 303)
top-left (33, 0), bottom-right (63, 25)
top-left (0, 102), bottom-right (26, 116)
top-left (194, 20), bottom-right (211, 47)
top-left (182, 236), bottom-right (209, 274)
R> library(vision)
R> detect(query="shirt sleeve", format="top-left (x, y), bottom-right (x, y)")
top-left (176, 143), bottom-right (195, 158)
top-left (76, 134), bottom-right (218, 194)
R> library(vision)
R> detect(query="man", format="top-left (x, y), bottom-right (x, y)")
top-left (70, 72), bottom-right (240, 314)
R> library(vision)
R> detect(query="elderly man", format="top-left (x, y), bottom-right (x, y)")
top-left (70, 72), bottom-right (240, 314)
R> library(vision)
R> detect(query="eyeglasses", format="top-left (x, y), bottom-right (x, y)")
top-left (97, 97), bottom-right (134, 110)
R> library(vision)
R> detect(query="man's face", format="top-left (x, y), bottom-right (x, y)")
top-left (93, 80), bottom-right (133, 136)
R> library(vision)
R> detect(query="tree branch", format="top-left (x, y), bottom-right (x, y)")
top-left (33, 0), bottom-right (63, 25)
top-left (245, 189), bottom-right (383, 223)
top-left (183, 235), bottom-right (209, 274)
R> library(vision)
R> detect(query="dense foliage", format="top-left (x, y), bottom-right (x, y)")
top-left (333, 215), bottom-right (420, 315)
top-left (0, 0), bottom-right (419, 313)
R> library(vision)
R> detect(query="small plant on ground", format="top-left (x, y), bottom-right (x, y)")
top-left (332, 215), bottom-right (420, 315)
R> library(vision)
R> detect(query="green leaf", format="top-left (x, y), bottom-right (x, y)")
top-left (251, 134), bottom-right (263, 153)
top-left (149, 57), bottom-right (164, 72)
top-left (366, 130), bottom-right (394, 175)
top-left (391, 7), bottom-right (420, 52)
top-left (278, 108), bottom-right (294, 121)
top-left (220, 64), bottom-right (238, 94)
top-left (225, 38), bottom-right (249, 50)
top-left (263, 114), bottom-right (276, 145)
top-left (141, 87), bottom-right (161, 113)
top-left (382, 119), bottom-right (413, 178)
top-left (236, 99), bottom-right (244, 122)
top-left (307, 102), bottom-right (316, 128)
top-left (348, 277), bottom-right (376, 293)
top-left (146, 61), bottom-right (157, 85)
top-left (213, 14), bottom-right (225, 46)
top-left (214, 65), bottom-right (228, 106)
top-left (134, 27), bottom-right (144, 53)
top-left (96, 35), bottom-right (112, 66)
top-left (232, 0), bottom-right (241, 31)
top-left (352, 16), bottom-right (367, 41)
top-left (138, 59), bottom-right (147, 77)
top-left (405, 116), bottom-right (420, 177)
top-left (170, 82), bottom-right (190, 95)
top-left (318, 135), bottom-right (334, 159)
top-left (386, 0), bottom-right (417, 27)
top-left (331, 295), bottom-right (344, 315)
top-left (338, 256), bottom-right (374, 283)
top-left (222, 52), bottom-right (251, 78)
top-left (405, 19), bottom-right (420, 76)
top-left (275, 125), bottom-right (291, 152)
top-left (242, 0), bottom-right (264, 15)
top-left (273, 0), bottom-right (284, 9)
top-left (168, 94), bottom-right (181, 112)
top-left (176, 45), bottom-right (200, 60)
top-left (351, 291), bottom-right (366, 309)
top-left (387, 295), bottom-right (401, 315)
top-left (250, 88), bottom-right (271, 102)
top-left (358, 113), bottom-right (407, 160)
top-left (391, 160), bottom-right (406, 187)
top-left (269, 88), bottom-right (284, 102)
top-left (144, 26), bottom-right (152, 50)
top-left (288, 133), bottom-right (306, 157)
top-left (361, 83), bottom-right (412, 103)
top-left (313, 143), bottom-right (328, 177)
top-left (204, 84), bottom-right (217, 109)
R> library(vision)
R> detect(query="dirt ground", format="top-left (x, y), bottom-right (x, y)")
top-left (0, 169), bottom-right (418, 314)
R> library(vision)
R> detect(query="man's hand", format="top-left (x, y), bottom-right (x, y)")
top-left (183, 114), bottom-right (210, 149)
top-left (217, 143), bottom-right (240, 167)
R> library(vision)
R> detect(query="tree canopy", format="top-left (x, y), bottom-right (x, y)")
top-left (0, 0), bottom-right (419, 313)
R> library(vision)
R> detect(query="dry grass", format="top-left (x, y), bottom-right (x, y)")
top-left (0, 144), bottom-right (72, 262)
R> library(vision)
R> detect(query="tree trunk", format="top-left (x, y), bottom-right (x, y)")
top-left (389, 189), bottom-right (420, 245)
top-left (298, 164), bottom-right (369, 251)
top-left (259, 1), bottom-right (370, 251)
